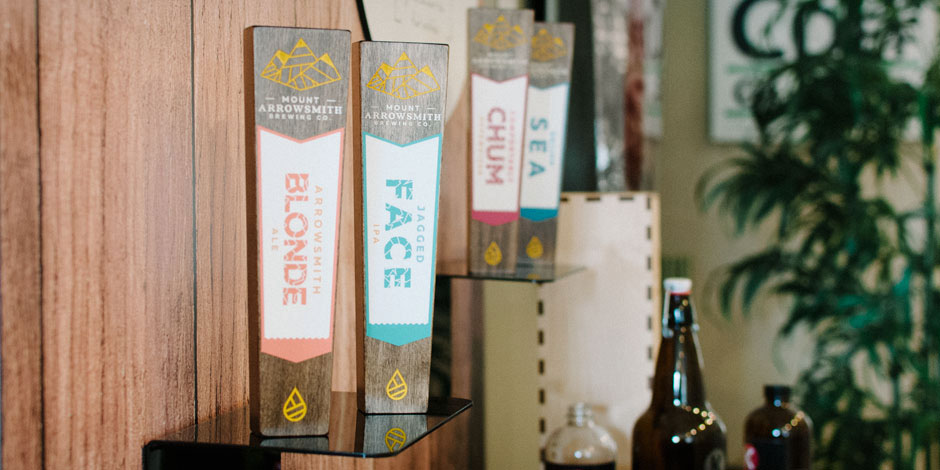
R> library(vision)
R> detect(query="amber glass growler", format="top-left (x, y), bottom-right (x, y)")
top-left (632, 278), bottom-right (726, 470)
top-left (743, 385), bottom-right (812, 470)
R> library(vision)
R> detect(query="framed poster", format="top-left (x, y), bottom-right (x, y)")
top-left (708, 0), bottom-right (937, 142)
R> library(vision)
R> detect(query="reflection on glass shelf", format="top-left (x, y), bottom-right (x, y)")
top-left (142, 392), bottom-right (471, 469)
top-left (436, 261), bottom-right (585, 283)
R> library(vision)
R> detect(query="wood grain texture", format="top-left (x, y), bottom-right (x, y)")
top-left (359, 337), bottom-right (432, 413)
top-left (467, 8), bottom-right (534, 82)
top-left (281, 410), bottom-right (471, 470)
top-left (436, 85), bottom-right (471, 275)
top-left (258, 354), bottom-right (333, 435)
top-left (4, 0), bottom-right (472, 467)
top-left (0, 0), bottom-right (42, 468)
top-left (307, 0), bottom-right (368, 401)
top-left (192, 2), bottom-right (253, 423)
top-left (353, 41), bottom-right (448, 414)
top-left (39, 1), bottom-right (195, 468)
top-left (467, 8), bottom-right (533, 275)
top-left (516, 23), bottom-right (574, 270)
top-left (516, 218), bottom-right (557, 268)
top-left (195, 4), bottom-right (366, 432)
top-left (469, 218), bottom-right (520, 274)
top-left (427, 409), bottom-right (472, 470)
top-left (449, 279), bottom-right (485, 468)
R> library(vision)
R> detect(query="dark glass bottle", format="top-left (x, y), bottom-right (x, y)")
top-left (744, 385), bottom-right (812, 470)
top-left (632, 278), bottom-right (727, 470)
top-left (544, 403), bottom-right (617, 470)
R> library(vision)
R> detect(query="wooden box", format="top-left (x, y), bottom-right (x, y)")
top-left (480, 193), bottom-right (661, 469)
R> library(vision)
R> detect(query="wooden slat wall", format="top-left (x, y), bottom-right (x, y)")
top-left (192, 2), bottom-right (251, 421)
top-left (193, 0), bottom-right (365, 422)
top-left (437, 87), bottom-right (471, 273)
top-left (450, 279), bottom-right (486, 467)
top-left (0, 0), bottom-right (43, 469)
top-left (1, 0), bottom-right (470, 468)
top-left (38, 1), bottom-right (195, 468)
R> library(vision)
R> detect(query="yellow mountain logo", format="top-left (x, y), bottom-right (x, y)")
top-left (385, 427), bottom-right (407, 452)
top-left (474, 15), bottom-right (526, 51)
top-left (261, 38), bottom-right (341, 91)
top-left (282, 387), bottom-right (307, 422)
top-left (386, 369), bottom-right (408, 400)
top-left (367, 53), bottom-right (441, 100)
top-left (526, 236), bottom-right (544, 259)
top-left (531, 28), bottom-right (567, 62)
top-left (484, 241), bottom-right (503, 266)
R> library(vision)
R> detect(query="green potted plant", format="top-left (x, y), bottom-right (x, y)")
top-left (699, 1), bottom-right (940, 468)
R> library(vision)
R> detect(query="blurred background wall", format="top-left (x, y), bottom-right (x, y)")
top-left (653, 3), bottom-right (815, 465)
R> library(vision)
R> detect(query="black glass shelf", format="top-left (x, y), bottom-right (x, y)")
top-left (143, 392), bottom-right (471, 469)
top-left (436, 262), bottom-right (585, 283)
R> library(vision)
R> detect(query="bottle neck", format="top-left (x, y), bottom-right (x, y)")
top-left (651, 294), bottom-right (707, 409)
top-left (764, 385), bottom-right (792, 407)
top-left (567, 404), bottom-right (593, 427)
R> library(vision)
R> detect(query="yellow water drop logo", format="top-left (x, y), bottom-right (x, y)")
top-left (385, 427), bottom-right (407, 452)
top-left (386, 369), bottom-right (408, 401)
top-left (484, 242), bottom-right (502, 266)
top-left (282, 387), bottom-right (307, 422)
top-left (526, 236), bottom-right (544, 259)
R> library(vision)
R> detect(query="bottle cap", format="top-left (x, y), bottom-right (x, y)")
top-left (664, 277), bottom-right (692, 294)
top-left (764, 384), bottom-right (791, 403)
top-left (568, 402), bottom-right (593, 418)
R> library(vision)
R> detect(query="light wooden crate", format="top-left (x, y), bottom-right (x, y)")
top-left (483, 192), bottom-right (661, 470)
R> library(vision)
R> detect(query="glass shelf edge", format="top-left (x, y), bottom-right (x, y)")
top-left (142, 394), bottom-right (472, 468)
top-left (436, 263), bottom-right (586, 283)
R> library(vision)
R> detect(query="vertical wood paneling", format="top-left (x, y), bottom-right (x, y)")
top-left (0, 0), bottom-right (472, 467)
top-left (192, 2), bottom-right (251, 421)
top-left (427, 411), bottom-right (472, 470)
top-left (39, 1), bottom-right (195, 468)
top-left (0, 0), bottom-right (43, 468)
top-left (437, 86), bottom-right (471, 273)
top-left (193, 0), bottom-right (365, 421)
top-left (450, 279), bottom-right (485, 468)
